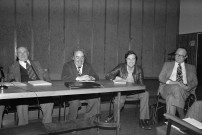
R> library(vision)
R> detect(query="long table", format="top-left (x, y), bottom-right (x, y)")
top-left (0, 80), bottom-right (145, 135)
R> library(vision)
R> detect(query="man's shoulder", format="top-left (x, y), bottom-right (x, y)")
top-left (83, 61), bottom-right (93, 67)
top-left (164, 61), bottom-right (174, 64)
top-left (10, 61), bottom-right (19, 68)
top-left (31, 60), bottom-right (40, 64)
top-left (185, 63), bottom-right (196, 69)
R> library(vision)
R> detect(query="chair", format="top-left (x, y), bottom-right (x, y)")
top-left (164, 113), bottom-right (202, 135)
top-left (57, 96), bottom-right (89, 121)
top-left (1, 98), bottom-right (43, 127)
top-left (105, 92), bottom-right (144, 123)
top-left (153, 86), bottom-right (197, 124)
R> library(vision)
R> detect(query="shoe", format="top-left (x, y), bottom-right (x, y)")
top-left (139, 119), bottom-right (152, 130)
top-left (139, 119), bottom-right (146, 129)
top-left (71, 131), bottom-right (77, 134)
top-left (105, 114), bottom-right (114, 123)
top-left (144, 119), bottom-right (152, 130)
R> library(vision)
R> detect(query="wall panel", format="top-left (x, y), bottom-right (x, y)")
top-left (0, 0), bottom-right (180, 79)
top-left (153, 0), bottom-right (166, 76)
top-left (64, 0), bottom-right (79, 63)
top-left (105, 0), bottom-right (119, 73)
top-left (142, 0), bottom-right (155, 77)
top-left (33, 0), bottom-right (49, 69)
top-left (131, 0), bottom-right (143, 66)
top-left (49, 0), bottom-right (65, 78)
top-left (0, 0), bottom-right (15, 73)
top-left (79, 0), bottom-right (93, 61)
top-left (16, 0), bottom-right (32, 54)
top-left (91, 0), bottom-right (105, 78)
top-left (118, 0), bottom-right (131, 63)
top-left (165, 0), bottom-right (180, 61)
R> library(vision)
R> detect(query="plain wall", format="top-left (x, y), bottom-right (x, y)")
top-left (179, 0), bottom-right (202, 34)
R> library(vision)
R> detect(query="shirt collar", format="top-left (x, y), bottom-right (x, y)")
top-left (75, 64), bottom-right (83, 69)
top-left (19, 60), bottom-right (31, 65)
top-left (175, 61), bottom-right (185, 66)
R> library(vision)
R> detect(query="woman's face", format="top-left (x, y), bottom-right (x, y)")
top-left (126, 54), bottom-right (136, 68)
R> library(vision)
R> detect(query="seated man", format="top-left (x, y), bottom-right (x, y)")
top-left (158, 47), bottom-right (198, 119)
top-left (0, 46), bottom-right (54, 127)
top-left (61, 48), bottom-right (99, 121)
top-left (105, 51), bottom-right (152, 130)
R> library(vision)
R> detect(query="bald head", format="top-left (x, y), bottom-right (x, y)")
top-left (175, 48), bottom-right (187, 63)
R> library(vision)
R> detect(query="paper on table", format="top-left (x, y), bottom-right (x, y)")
top-left (3, 82), bottom-right (27, 86)
top-left (183, 118), bottom-right (202, 129)
top-left (28, 80), bottom-right (52, 86)
top-left (78, 80), bottom-right (95, 82)
top-left (3, 82), bottom-right (14, 86)
top-left (113, 80), bottom-right (127, 84)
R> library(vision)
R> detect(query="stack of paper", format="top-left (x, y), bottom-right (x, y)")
top-left (28, 80), bottom-right (52, 86)
top-left (183, 118), bottom-right (202, 129)
top-left (113, 80), bottom-right (126, 84)
top-left (5, 82), bottom-right (27, 86)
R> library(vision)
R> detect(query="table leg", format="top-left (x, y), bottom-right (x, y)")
top-left (116, 92), bottom-right (121, 135)
top-left (166, 119), bottom-right (172, 135)
top-left (97, 97), bottom-right (101, 133)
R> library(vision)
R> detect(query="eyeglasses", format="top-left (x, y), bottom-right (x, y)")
top-left (175, 54), bottom-right (186, 58)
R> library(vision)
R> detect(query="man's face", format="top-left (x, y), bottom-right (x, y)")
top-left (17, 47), bottom-right (29, 61)
top-left (175, 48), bottom-right (187, 63)
top-left (126, 54), bottom-right (136, 68)
top-left (73, 50), bottom-right (84, 67)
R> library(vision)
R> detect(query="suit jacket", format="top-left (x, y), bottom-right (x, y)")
top-left (61, 60), bottom-right (99, 82)
top-left (105, 63), bottom-right (144, 85)
top-left (8, 60), bottom-right (50, 82)
top-left (158, 61), bottom-right (198, 94)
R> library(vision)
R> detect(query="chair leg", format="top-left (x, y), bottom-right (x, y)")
top-left (154, 95), bottom-right (160, 118)
top-left (109, 99), bottom-right (113, 115)
top-left (58, 104), bottom-right (61, 121)
top-left (38, 109), bottom-right (40, 120)
top-left (64, 102), bottom-right (67, 121)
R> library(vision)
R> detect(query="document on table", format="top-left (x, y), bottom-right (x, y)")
top-left (113, 80), bottom-right (127, 84)
top-left (183, 118), bottom-right (202, 129)
top-left (3, 82), bottom-right (27, 86)
top-left (28, 80), bottom-right (52, 86)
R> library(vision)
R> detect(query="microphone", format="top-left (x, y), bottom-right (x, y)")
top-left (0, 67), bottom-right (8, 90)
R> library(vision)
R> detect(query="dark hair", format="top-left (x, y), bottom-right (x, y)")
top-left (125, 50), bottom-right (137, 60)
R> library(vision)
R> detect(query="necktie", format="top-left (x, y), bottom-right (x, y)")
top-left (25, 61), bottom-right (37, 80)
top-left (77, 67), bottom-right (82, 76)
top-left (176, 63), bottom-right (183, 83)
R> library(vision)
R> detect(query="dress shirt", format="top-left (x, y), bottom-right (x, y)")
top-left (76, 65), bottom-right (83, 74)
top-left (75, 65), bottom-right (84, 81)
top-left (19, 60), bottom-right (31, 69)
top-left (167, 62), bottom-right (187, 84)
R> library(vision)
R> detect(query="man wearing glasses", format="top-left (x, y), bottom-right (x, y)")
top-left (158, 48), bottom-right (198, 119)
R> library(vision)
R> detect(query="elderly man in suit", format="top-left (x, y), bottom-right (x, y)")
top-left (159, 48), bottom-right (198, 119)
top-left (61, 48), bottom-right (99, 121)
top-left (0, 46), bottom-right (54, 127)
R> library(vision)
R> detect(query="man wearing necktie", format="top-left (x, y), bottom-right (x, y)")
top-left (0, 47), bottom-right (54, 126)
top-left (158, 48), bottom-right (198, 118)
top-left (61, 48), bottom-right (99, 122)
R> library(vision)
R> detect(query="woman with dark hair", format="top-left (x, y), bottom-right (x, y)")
top-left (105, 50), bottom-right (152, 130)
